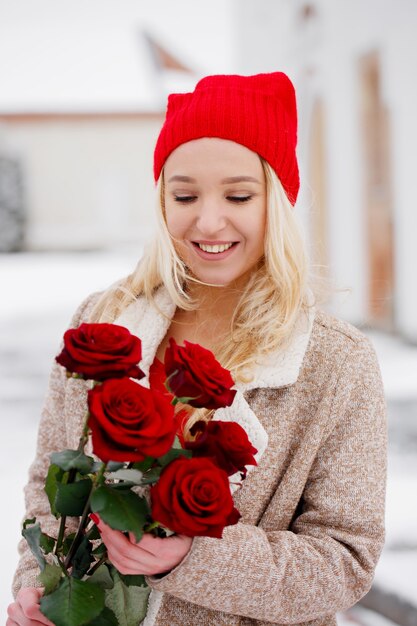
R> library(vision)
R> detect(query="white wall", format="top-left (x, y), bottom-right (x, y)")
top-left (4, 117), bottom-right (163, 250)
top-left (234, 0), bottom-right (417, 337)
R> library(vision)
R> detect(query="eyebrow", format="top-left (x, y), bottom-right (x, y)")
top-left (167, 175), bottom-right (262, 185)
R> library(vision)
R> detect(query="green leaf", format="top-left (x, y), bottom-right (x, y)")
top-left (105, 569), bottom-right (150, 626)
top-left (62, 533), bottom-right (77, 556)
top-left (92, 542), bottom-right (107, 558)
top-left (87, 564), bottom-right (114, 590)
top-left (91, 485), bottom-right (148, 542)
top-left (87, 606), bottom-right (118, 626)
top-left (22, 519), bottom-right (46, 571)
top-left (132, 457), bottom-right (154, 472)
top-left (39, 533), bottom-right (56, 555)
top-left (139, 467), bottom-right (161, 485)
top-left (37, 563), bottom-right (62, 594)
top-left (157, 447), bottom-right (192, 468)
top-left (174, 395), bottom-right (199, 405)
top-left (91, 460), bottom-right (123, 473)
top-left (51, 449), bottom-right (94, 474)
top-left (106, 461), bottom-right (125, 471)
top-left (118, 573), bottom-right (147, 588)
top-left (91, 461), bottom-right (106, 473)
top-left (87, 524), bottom-right (101, 541)
top-left (45, 464), bottom-right (65, 518)
top-left (71, 535), bottom-right (94, 579)
top-left (107, 469), bottom-right (143, 484)
top-left (40, 577), bottom-right (105, 626)
top-left (108, 483), bottom-right (135, 492)
top-left (55, 478), bottom-right (93, 516)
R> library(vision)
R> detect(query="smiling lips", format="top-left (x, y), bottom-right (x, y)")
top-left (197, 242), bottom-right (234, 253)
top-left (191, 241), bottom-right (239, 258)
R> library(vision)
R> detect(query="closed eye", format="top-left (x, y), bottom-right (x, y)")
top-left (227, 196), bottom-right (252, 203)
top-left (173, 195), bottom-right (253, 204)
top-left (174, 196), bottom-right (197, 203)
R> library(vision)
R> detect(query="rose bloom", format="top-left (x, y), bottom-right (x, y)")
top-left (164, 338), bottom-right (236, 410)
top-left (150, 455), bottom-right (241, 538)
top-left (185, 420), bottom-right (257, 478)
top-left (56, 322), bottom-right (144, 381)
top-left (87, 378), bottom-right (177, 463)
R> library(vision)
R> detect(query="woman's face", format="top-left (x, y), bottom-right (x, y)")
top-left (163, 138), bottom-right (267, 287)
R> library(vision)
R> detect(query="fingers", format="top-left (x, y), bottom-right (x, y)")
top-left (17, 588), bottom-right (50, 623)
top-left (7, 588), bottom-right (54, 626)
top-left (96, 518), bottom-right (153, 574)
top-left (94, 515), bottom-right (193, 576)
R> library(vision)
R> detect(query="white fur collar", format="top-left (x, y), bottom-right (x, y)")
top-left (114, 285), bottom-right (315, 392)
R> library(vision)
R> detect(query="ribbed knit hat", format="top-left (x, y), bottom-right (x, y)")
top-left (153, 72), bottom-right (299, 204)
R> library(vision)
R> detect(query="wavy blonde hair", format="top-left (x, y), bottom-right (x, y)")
top-left (89, 158), bottom-right (323, 435)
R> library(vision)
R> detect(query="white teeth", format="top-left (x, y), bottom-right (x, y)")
top-left (197, 242), bottom-right (234, 253)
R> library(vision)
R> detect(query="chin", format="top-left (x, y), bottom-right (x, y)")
top-left (192, 271), bottom-right (244, 287)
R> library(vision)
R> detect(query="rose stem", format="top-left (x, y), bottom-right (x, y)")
top-left (54, 411), bottom-right (91, 557)
top-left (64, 462), bottom-right (106, 569)
top-left (86, 553), bottom-right (108, 577)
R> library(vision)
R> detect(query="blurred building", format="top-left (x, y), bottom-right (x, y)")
top-left (235, 0), bottom-right (417, 343)
top-left (0, 29), bottom-right (197, 251)
top-left (1, 0), bottom-right (416, 344)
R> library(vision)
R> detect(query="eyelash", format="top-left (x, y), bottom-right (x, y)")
top-left (173, 196), bottom-right (252, 204)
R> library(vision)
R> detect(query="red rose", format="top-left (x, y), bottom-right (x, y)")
top-left (184, 420), bottom-right (258, 478)
top-left (149, 357), bottom-right (190, 436)
top-left (56, 322), bottom-right (144, 381)
top-left (150, 456), bottom-right (241, 538)
top-left (164, 338), bottom-right (236, 410)
top-left (87, 378), bottom-right (176, 462)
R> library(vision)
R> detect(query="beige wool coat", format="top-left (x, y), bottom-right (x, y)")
top-left (12, 286), bottom-right (388, 626)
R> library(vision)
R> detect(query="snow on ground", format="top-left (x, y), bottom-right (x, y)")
top-left (366, 329), bottom-right (417, 401)
top-left (338, 605), bottom-right (401, 626)
top-left (1, 251), bottom-right (417, 623)
top-left (374, 551), bottom-right (417, 605)
top-left (0, 248), bottom-right (141, 321)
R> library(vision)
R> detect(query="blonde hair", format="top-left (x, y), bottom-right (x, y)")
top-left (90, 157), bottom-right (326, 434)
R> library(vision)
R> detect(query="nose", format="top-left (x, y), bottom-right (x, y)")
top-left (195, 198), bottom-right (228, 235)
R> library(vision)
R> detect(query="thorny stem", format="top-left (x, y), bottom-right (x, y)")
top-left (63, 493), bottom-right (92, 569)
top-left (56, 554), bottom-right (70, 578)
top-left (54, 410), bottom-right (90, 557)
top-left (77, 410), bottom-right (91, 451)
top-left (54, 517), bottom-right (67, 556)
top-left (86, 554), bottom-right (108, 577)
top-left (63, 462), bottom-right (106, 569)
top-left (54, 467), bottom-right (76, 555)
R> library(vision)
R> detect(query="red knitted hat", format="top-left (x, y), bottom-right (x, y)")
top-left (153, 72), bottom-right (299, 204)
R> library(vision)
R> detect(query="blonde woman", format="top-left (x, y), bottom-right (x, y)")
top-left (8, 72), bottom-right (387, 626)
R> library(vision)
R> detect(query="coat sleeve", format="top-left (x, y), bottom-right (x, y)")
top-left (12, 292), bottom-right (102, 597)
top-left (145, 336), bottom-right (388, 623)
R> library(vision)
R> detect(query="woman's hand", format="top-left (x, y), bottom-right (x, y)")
top-left (7, 587), bottom-right (54, 625)
top-left (95, 516), bottom-right (193, 576)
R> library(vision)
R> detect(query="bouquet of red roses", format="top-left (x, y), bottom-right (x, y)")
top-left (22, 322), bottom-right (258, 626)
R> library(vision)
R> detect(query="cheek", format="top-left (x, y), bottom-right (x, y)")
top-left (245, 210), bottom-right (266, 251)
top-left (165, 207), bottom-right (189, 239)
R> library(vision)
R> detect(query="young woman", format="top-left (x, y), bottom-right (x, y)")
top-left (8, 72), bottom-right (387, 626)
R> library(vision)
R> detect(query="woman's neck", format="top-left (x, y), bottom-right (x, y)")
top-left (184, 281), bottom-right (244, 327)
